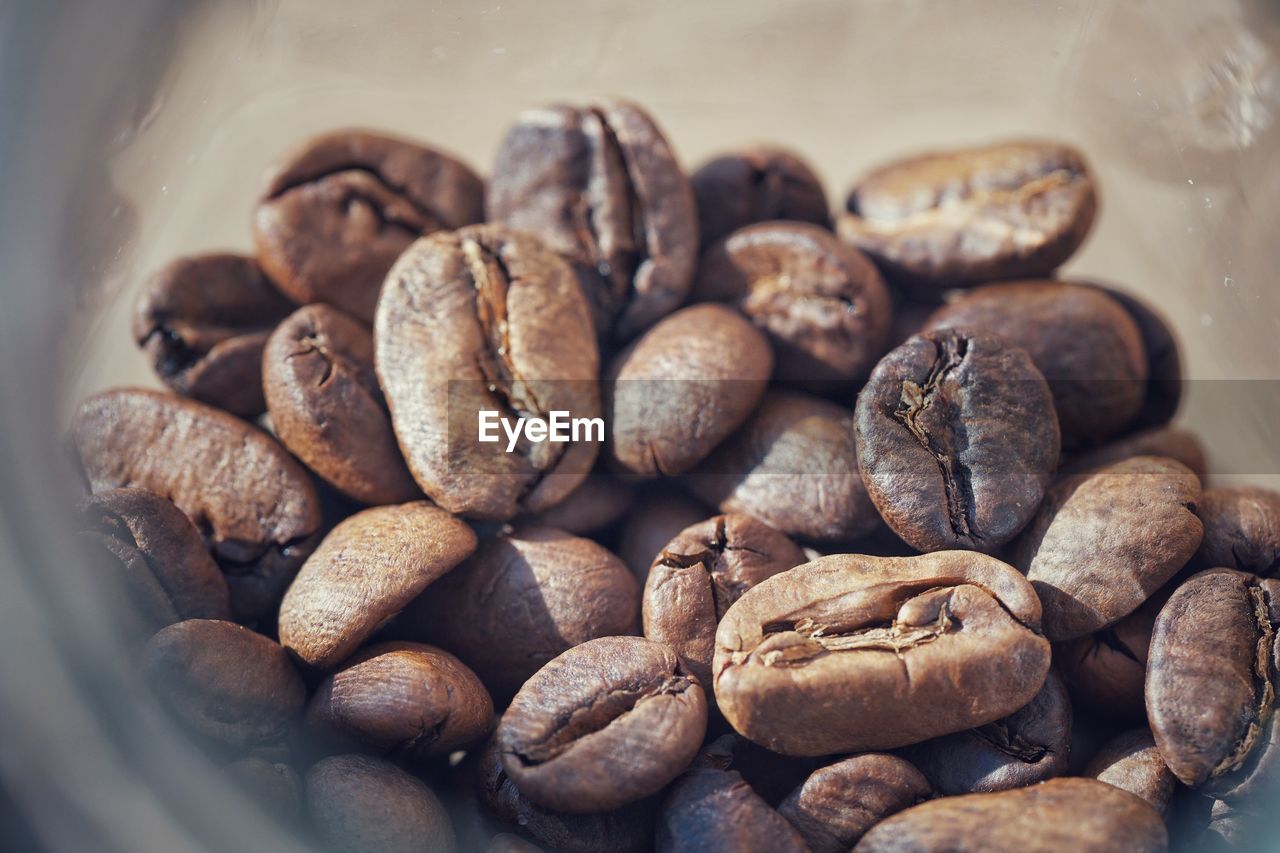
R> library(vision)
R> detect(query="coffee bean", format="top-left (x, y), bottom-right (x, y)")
top-left (306, 754), bottom-right (456, 853)
top-left (401, 527), bottom-right (639, 702)
top-left (1194, 487), bottom-right (1280, 576)
top-left (643, 513), bottom-right (804, 701)
top-left (279, 502), bottom-right (476, 669)
top-left (690, 145), bottom-right (830, 250)
top-left (854, 329), bottom-right (1060, 553)
top-left (776, 754), bottom-right (931, 852)
top-left (1145, 568), bottom-right (1279, 801)
top-left (925, 281), bottom-right (1148, 447)
top-left (656, 763), bottom-right (808, 853)
top-left (1056, 588), bottom-right (1167, 721)
top-left (903, 670), bottom-right (1072, 795)
top-left (226, 756), bottom-right (302, 820)
top-left (263, 304), bottom-right (419, 505)
top-left (254, 130), bottom-right (484, 323)
top-left (1060, 426), bottom-right (1208, 481)
top-left (617, 487), bottom-right (710, 583)
top-left (79, 487), bottom-right (232, 633)
top-left (476, 741), bottom-right (656, 853)
top-left (1086, 728), bottom-right (1178, 817)
top-left (854, 777), bottom-right (1167, 853)
top-left (488, 100), bottom-right (698, 342)
top-left (606, 303), bottom-right (772, 476)
top-left (74, 388), bottom-right (322, 623)
top-left (496, 636), bottom-right (706, 814)
top-left (837, 140), bottom-right (1097, 287)
top-left (305, 642), bottom-right (493, 760)
top-left (519, 474), bottom-right (635, 536)
top-left (1091, 284), bottom-right (1184, 430)
top-left (142, 619), bottom-right (305, 748)
top-left (688, 388), bottom-right (882, 544)
top-left (375, 224), bottom-right (600, 521)
top-left (713, 551), bottom-right (1050, 755)
top-left (1014, 455), bottom-right (1202, 641)
top-left (693, 222), bottom-right (891, 383)
top-left (133, 253), bottom-right (295, 418)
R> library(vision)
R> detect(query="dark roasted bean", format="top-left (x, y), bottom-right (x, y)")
top-left (263, 303), bottom-right (419, 505)
top-left (278, 502), bottom-right (476, 669)
top-left (854, 329), bottom-right (1060, 553)
top-left (713, 552), bottom-right (1050, 755)
top-left (488, 101), bottom-right (698, 342)
top-left (838, 140), bottom-right (1097, 288)
top-left (133, 253), bottom-right (294, 417)
top-left (254, 130), bottom-right (483, 323)
top-left (375, 225), bottom-right (600, 520)
top-left (496, 637), bottom-right (706, 814)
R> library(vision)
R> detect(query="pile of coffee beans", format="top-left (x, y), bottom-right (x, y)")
top-left (71, 99), bottom-right (1279, 852)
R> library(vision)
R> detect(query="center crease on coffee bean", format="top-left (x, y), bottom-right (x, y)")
top-left (510, 675), bottom-right (697, 766)
top-left (463, 236), bottom-right (563, 482)
top-left (270, 164), bottom-right (444, 232)
top-left (894, 335), bottom-right (981, 542)
top-left (973, 720), bottom-right (1049, 763)
top-left (1214, 581), bottom-right (1277, 779)
top-left (578, 108), bottom-right (646, 316)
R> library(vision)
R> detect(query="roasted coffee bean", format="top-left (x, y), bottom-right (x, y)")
top-left (476, 741), bottom-right (656, 853)
top-left (904, 670), bottom-right (1071, 795)
top-left (854, 777), bottom-right (1167, 853)
top-left (1014, 456), bottom-right (1202, 641)
top-left (375, 224), bottom-right (600, 521)
top-left (279, 502), bottom-right (476, 669)
top-left (1093, 284), bottom-right (1184, 430)
top-left (305, 642), bottom-right (493, 760)
top-left (617, 487), bottom-right (710, 583)
top-left (306, 754), bottom-right (456, 853)
top-left (263, 304), bottom-right (419, 505)
top-left (643, 513), bottom-right (804, 699)
top-left (713, 551), bottom-right (1050, 755)
top-left (74, 388), bottom-right (322, 623)
top-left (854, 329), bottom-right (1060, 553)
top-left (79, 488), bottom-right (231, 633)
top-left (1146, 569), bottom-right (1279, 801)
top-left (254, 130), bottom-right (484, 323)
top-left (606, 303), bottom-right (772, 477)
top-left (688, 389), bottom-right (882, 544)
top-left (1060, 426), bottom-right (1208, 481)
top-left (142, 619), bottom-right (305, 748)
top-left (402, 527), bottom-right (639, 702)
top-left (925, 281), bottom-right (1148, 447)
top-left (1086, 728), bottom-right (1178, 817)
top-left (777, 754), bottom-right (931, 852)
top-left (496, 636), bottom-right (706, 814)
top-left (133, 253), bottom-right (295, 417)
top-left (656, 763), bottom-right (808, 853)
top-left (1194, 486), bottom-right (1280, 576)
top-left (488, 100), bottom-right (698, 341)
top-left (1056, 586), bottom-right (1169, 720)
top-left (226, 756), bottom-right (303, 820)
top-left (485, 834), bottom-right (544, 853)
top-left (692, 222), bottom-right (891, 383)
top-left (837, 140), bottom-right (1097, 287)
top-left (690, 145), bottom-right (830, 250)
top-left (520, 474), bottom-right (635, 535)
